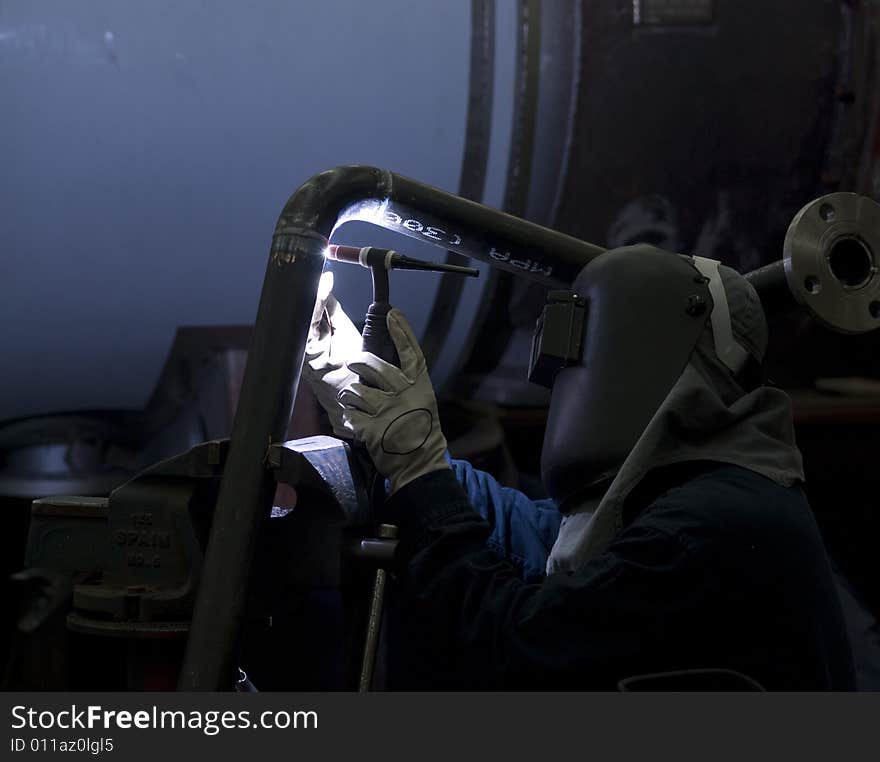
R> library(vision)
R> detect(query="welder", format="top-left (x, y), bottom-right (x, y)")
top-left (304, 244), bottom-right (854, 690)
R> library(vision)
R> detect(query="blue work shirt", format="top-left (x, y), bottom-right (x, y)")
top-left (448, 458), bottom-right (560, 582)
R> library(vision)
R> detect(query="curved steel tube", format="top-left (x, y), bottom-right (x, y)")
top-left (177, 165), bottom-right (605, 690)
top-left (273, 165), bottom-right (604, 285)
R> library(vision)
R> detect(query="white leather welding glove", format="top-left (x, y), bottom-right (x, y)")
top-left (303, 271), bottom-right (363, 438)
top-left (338, 308), bottom-right (450, 495)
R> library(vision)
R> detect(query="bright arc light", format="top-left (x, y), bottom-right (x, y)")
top-left (316, 270), bottom-right (334, 302)
top-left (329, 197), bottom-right (391, 238)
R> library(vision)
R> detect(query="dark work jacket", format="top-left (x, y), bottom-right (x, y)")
top-left (380, 463), bottom-right (855, 690)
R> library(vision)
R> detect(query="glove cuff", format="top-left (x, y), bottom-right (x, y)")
top-left (387, 433), bottom-right (450, 495)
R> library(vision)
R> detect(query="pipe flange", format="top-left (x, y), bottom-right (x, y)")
top-left (784, 192), bottom-right (880, 334)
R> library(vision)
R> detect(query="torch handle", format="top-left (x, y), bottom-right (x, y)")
top-left (362, 301), bottom-right (400, 368)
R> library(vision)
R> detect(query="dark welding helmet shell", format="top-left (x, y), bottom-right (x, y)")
top-left (540, 245), bottom-right (712, 504)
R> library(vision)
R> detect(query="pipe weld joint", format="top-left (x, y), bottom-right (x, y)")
top-left (270, 227), bottom-right (328, 266)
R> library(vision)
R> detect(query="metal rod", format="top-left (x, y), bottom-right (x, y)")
top-left (358, 567), bottom-right (388, 692)
top-left (358, 524), bottom-right (397, 692)
top-left (393, 257), bottom-right (480, 277)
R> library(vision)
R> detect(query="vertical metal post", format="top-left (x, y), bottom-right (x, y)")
top-left (177, 230), bottom-right (326, 690)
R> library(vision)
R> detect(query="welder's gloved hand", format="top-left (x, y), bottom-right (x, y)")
top-left (303, 271), bottom-right (362, 438)
top-left (339, 309), bottom-right (450, 495)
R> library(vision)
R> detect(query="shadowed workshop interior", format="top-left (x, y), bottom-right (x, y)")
top-left (2, 0), bottom-right (880, 691)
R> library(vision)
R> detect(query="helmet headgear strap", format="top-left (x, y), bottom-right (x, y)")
top-left (691, 256), bottom-right (750, 376)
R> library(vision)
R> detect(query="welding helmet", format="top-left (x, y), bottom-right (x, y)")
top-left (531, 244), bottom-right (758, 504)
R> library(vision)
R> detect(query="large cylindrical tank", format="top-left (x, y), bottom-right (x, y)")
top-left (0, 0), bottom-right (525, 423)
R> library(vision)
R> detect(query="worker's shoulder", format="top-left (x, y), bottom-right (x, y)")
top-left (683, 462), bottom-right (802, 504)
top-left (637, 463), bottom-right (813, 551)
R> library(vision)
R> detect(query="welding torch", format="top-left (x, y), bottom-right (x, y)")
top-left (325, 244), bottom-right (478, 367)
top-left (323, 244), bottom-right (478, 691)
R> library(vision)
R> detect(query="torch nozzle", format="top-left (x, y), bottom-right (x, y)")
top-left (325, 244), bottom-right (366, 265)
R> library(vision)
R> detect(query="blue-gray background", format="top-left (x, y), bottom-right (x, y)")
top-left (0, 1), bottom-right (517, 421)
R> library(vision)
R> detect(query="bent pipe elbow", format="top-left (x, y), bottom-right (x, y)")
top-left (273, 165), bottom-right (606, 287)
